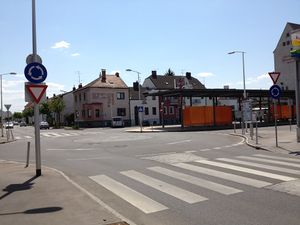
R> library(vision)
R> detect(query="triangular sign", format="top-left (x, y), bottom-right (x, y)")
top-left (26, 84), bottom-right (48, 103)
top-left (268, 72), bottom-right (280, 84)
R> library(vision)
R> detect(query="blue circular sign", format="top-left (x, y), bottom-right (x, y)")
top-left (24, 62), bottom-right (47, 83)
top-left (269, 85), bottom-right (282, 99)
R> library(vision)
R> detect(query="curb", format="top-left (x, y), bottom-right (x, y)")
top-left (230, 133), bottom-right (271, 152)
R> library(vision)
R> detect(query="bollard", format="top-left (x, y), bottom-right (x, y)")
top-left (10, 129), bottom-right (14, 141)
top-left (255, 121), bottom-right (258, 144)
top-left (289, 118), bottom-right (292, 132)
top-left (25, 142), bottom-right (31, 168)
top-left (250, 122), bottom-right (254, 140)
top-left (234, 121), bottom-right (236, 133)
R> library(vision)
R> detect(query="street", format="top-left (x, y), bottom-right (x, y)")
top-left (1, 126), bottom-right (300, 225)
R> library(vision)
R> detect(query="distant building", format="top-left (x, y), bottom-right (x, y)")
top-left (129, 86), bottom-right (159, 126)
top-left (73, 69), bottom-right (130, 127)
top-left (143, 71), bottom-right (205, 124)
top-left (274, 22), bottom-right (300, 90)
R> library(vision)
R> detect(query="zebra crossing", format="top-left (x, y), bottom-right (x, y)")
top-left (15, 132), bottom-right (80, 140)
top-left (89, 153), bottom-right (300, 214)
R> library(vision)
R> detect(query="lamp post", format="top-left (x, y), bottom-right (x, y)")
top-left (228, 51), bottom-right (246, 134)
top-left (1, 72), bottom-right (17, 137)
top-left (126, 69), bottom-right (142, 132)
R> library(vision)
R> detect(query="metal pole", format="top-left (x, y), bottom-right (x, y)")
top-left (274, 100), bottom-right (278, 147)
top-left (242, 52), bottom-right (246, 99)
top-left (255, 121), bottom-right (258, 144)
top-left (0, 74), bottom-right (3, 137)
top-left (25, 142), bottom-right (31, 168)
top-left (32, 0), bottom-right (41, 176)
top-left (137, 72), bottom-right (142, 133)
top-left (295, 60), bottom-right (300, 142)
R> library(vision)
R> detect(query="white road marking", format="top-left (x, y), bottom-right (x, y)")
top-left (167, 140), bottom-right (192, 145)
top-left (213, 147), bottom-right (221, 150)
top-left (149, 166), bottom-right (242, 195)
top-left (185, 150), bottom-right (197, 153)
top-left (199, 148), bottom-right (211, 152)
top-left (217, 158), bottom-right (300, 175)
top-left (173, 163), bottom-right (272, 188)
top-left (89, 175), bottom-right (168, 214)
top-left (254, 154), bottom-right (300, 163)
top-left (67, 157), bottom-right (105, 161)
top-left (196, 160), bottom-right (296, 182)
top-left (24, 136), bottom-right (32, 139)
top-left (15, 137), bottom-right (21, 140)
top-left (237, 156), bottom-right (300, 168)
top-left (47, 148), bottom-right (96, 151)
top-left (60, 132), bottom-right (72, 136)
top-left (121, 170), bottom-right (208, 203)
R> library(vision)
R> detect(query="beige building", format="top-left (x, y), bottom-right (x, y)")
top-left (73, 69), bottom-right (129, 127)
top-left (274, 22), bottom-right (300, 90)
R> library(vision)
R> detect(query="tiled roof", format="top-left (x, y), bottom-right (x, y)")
top-left (287, 22), bottom-right (300, 30)
top-left (76, 74), bottom-right (128, 92)
top-left (147, 75), bottom-right (205, 90)
top-left (129, 86), bottom-right (147, 100)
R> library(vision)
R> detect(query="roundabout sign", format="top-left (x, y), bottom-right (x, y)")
top-left (24, 62), bottom-right (47, 83)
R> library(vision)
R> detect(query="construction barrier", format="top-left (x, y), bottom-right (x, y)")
top-left (270, 105), bottom-right (296, 120)
top-left (183, 106), bottom-right (232, 127)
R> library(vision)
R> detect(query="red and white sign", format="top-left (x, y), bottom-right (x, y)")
top-left (268, 72), bottom-right (280, 84)
top-left (25, 84), bottom-right (47, 103)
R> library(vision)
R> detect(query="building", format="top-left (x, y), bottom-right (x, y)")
top-left (274, 22), bottom-right (300, 90)
top-left (129, 86), bottom-right (160, 126)
top-left (143, 71), bottom-right (205, 124)
top-left (73, 69), bottom-right (130, 127)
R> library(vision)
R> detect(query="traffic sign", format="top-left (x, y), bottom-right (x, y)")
top-left (138, 106), bottom-right (144, 112)
top-left (24, 62), bottom-right (47, 83)
top-left (268, 72), bottom-right (280, 84)
top-left (4, 104), bottom-right (11, 111)
top-left (269, 85), bottom-right (282, 99)
top-left (26, 84), bottom-right (48, 103)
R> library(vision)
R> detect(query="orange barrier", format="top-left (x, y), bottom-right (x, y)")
top-left (270, 105), bottom-right (295, 120)
top-left (183, 106), bottom-right (232, 127)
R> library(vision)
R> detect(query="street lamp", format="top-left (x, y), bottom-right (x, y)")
top-left (0, 72), bottom-right (17, 137)
top-left (228, 51), bottom-right (246, 134)
top-left (126, 69), bottom-right (142, 132)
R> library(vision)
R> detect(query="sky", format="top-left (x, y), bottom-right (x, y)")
top-left (1, 0), bottom-right (300, 112)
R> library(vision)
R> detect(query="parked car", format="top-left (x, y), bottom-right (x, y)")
top-left (20, 121), bottom-right (27, 127)
top-left (5, 122), bottom-right (14, 129)
top-left (13, 121), bottom-right (19, 125)
top-left (111, 117), bottom-right (124, 128)
top-left (40, 121), bottom-right (49, 129)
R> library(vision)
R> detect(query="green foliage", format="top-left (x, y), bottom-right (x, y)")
top-left (13, 112), bottom-right (23, 120)
top-left (49, 96), bottom-right (65, 113)
top-left (22, 107), bottom-right (34, 118)
top-left (164, 68), bottom-right (175, 76)
top-left (40, 102), bottom-right (50, 115)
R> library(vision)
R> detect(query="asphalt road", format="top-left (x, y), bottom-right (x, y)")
top-left (1, 126), bottom-right (300, 225)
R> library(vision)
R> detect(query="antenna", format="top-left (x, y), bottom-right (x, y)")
top-left (76, 71), bottom-right (81, 84)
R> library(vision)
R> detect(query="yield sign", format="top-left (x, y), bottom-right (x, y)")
top-left (26, 84), bottom-right (48, 103)
top-left (268, 72), bottom-right (280, 84)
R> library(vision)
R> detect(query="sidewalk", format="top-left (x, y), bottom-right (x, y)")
top-left (0, 162), bottom-right (129, 225)
top-left (232, 125), bottom-right (300, 155)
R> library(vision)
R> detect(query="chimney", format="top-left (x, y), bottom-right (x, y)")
top-left (151, 70), bottom-right (157, 79)
top-left (115, 72), bottom-right (120, 77)
top-left (101, 69), bottom-right (106, 82)
top-left (72, 86), bottom-right (76, 91)
top-left (186, 72), bottom-right (192, 79)
top-left (78, 83), bottom-right (82, 88)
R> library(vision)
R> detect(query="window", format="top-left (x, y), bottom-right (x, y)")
top-left (79, 93), bottom-right (81, 102)
top-left (117, 108), bottom-right (126, 116)
top-left (287, 41), bottom-right (290, 45)
top-left (152, 107), bottom-right (157, 115)
top-left (145, 107), bottom-right (149, 115)
top-left (95, 109), bottom-right (100, 118)
top-left (169, 106), bottom-right (174, 114)
top-left (117, 92), bottom-right (125, 100)
top-left (75, 95), bottom-right (77, 103)
top-left (75, 111), bottom-right (79, 118)
top-left (152, 96), bottom-right (156, 100)
top-left (282, 42), bottom-right (286, 46)
top-left (82, 110), bottom-right (85, 118)
top-left (83, 92), bottom-right (86, 101)
top-left (88, 109), bottom-right (92, 118)
top-left (164, 106), bottom-right (167, 114)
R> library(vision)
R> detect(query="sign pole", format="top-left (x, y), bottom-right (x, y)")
top-left (295, 60), bottom-right (300, 142)
top-left (274, 100), bottom-right (278, 147)
top-left (32, 0), bottom-right (41, 177)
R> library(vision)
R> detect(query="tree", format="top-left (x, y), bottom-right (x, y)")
top-left (13, 112), bottom-right (23, 120)
top-left (49, 96), bottom-right (65, 128)
top-left (40, 101), bottom-right (51, 122)
top-left (164, 68), bottom-right (175, 76)
top-left (22, 107), bottom-right (34, 124)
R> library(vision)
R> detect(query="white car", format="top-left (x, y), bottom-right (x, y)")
top-left (4, 122), bottom-right (14, 129)
top-left (111, 117), bottom-right (124, 128)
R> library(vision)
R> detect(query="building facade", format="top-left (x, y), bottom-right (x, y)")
top-left (73, 69), bottom-right (130, 127)
top-left (274, 22), bottom-right (300, 90)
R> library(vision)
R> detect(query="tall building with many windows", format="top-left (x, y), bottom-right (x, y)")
top-left (274, 22), bottom-right (300, 90)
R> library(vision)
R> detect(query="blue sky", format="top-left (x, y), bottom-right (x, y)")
top-left (1, 0), bottom-right (300, 112)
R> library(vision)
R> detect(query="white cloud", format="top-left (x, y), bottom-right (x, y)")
top-left (51, 41), bottom-right (71, 49)
top-left (197, 72), bottom-right (215, 78)
top-left (234, 73), bottom-right (272, 89)
top-left (71, 53), bottom-right (80, 57)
